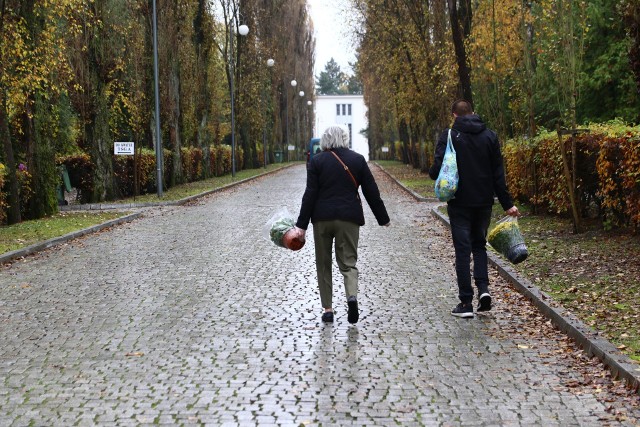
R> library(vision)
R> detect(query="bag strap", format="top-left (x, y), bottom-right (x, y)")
top-left (329, 150), bottom-right (359, 189)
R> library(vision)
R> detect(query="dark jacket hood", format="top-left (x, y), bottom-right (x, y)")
top-left (452, 114), bottom-right (486, 135)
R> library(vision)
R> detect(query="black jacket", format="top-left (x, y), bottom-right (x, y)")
top-left (296, 148), bottom-right (390, 229)
top-left (428, 114), bottom-right (513, 210)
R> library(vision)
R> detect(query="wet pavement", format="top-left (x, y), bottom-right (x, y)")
top-left (0, 164), bottom-right (638, 426)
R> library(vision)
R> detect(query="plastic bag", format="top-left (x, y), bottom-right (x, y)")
top-left (262, 207), bottom-right (304, 250)
top-left (487, 216), bottom-right (529, 264)
top-left (434, 129), bottom-right (458, 202)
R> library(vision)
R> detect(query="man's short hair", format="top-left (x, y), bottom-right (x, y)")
top-left (451, 99), bottom-right (473, 116)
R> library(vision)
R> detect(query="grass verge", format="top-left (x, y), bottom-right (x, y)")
top-left (0, 211), bottom-right (127, 254)
top-left (375, 160), bottom-right (436, 198)
top-left (382, 160), bottom-right (640, 362)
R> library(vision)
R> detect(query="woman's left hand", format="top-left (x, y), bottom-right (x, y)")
top-left (294, 226), bottom-right (306, 241)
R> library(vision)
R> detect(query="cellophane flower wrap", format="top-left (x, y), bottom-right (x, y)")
top-left (434, 129), bottom-right (458, 202)
top-left (263, 207), bottom-right (296, 248)
top-left (487, 216), bottom-right (529, 264)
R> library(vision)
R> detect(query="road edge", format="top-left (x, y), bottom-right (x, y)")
top-left (429, 206), bottom-right (640, 392)
top-left (0, 212), bottom-right (143, 265)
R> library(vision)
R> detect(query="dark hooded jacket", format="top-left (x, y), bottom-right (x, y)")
top-left (429, 114), bottom-right (513, 210)
top-left (296, 147), bottom-right (389, 229)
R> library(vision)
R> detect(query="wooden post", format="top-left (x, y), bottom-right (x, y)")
top-left (557, 124), bottom-right (580, 233)
top-left (557, 125), bottom-right (589, 233)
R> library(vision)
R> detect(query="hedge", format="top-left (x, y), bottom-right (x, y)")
top-left (503, 123), bottom-right (640, 229)
top-left (54, 144), bottom-right (243, 204)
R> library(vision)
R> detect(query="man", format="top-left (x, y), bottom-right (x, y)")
top-left (429, 100), bottom-right (519, 318)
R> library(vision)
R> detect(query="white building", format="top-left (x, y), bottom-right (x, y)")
top-left (313, 95), bottom-right (369, 161)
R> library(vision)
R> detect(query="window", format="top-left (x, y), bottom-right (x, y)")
top-left (342, 104), bottom-right (346, 115)
top-left (336, 104), bottom-right (340, 115)
top-left (348, 124), bottom-right (352, 148)
top-left (347, 104), bottom-right (352, 116)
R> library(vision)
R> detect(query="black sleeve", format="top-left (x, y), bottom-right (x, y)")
top-left (490, 133), bottom-right (514, 211)
top-left (296, 161), bottom-right (319, 230)
top-left (428, 129), bottom-right (449, 180)
top-left (359, 159), bottom-right (390, 225)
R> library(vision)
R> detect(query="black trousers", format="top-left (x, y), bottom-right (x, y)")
top-left (447, 204), bottom-right (493, 304)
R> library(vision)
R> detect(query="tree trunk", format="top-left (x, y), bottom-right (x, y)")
top-left (20, 2), bottom-right (57, 218)
top-left (169, 58), bottom-right (183, 186)
top-left (0, 93), bottom-right (20, 224)
top-left (398, 119), bottom-right (410, 164)
top-left (24, 96), bottom-right (58, 219)
top-left (194, 0), bottom-right (211, 179)
top-left (88, 80), bottom-right (116, 202)
top-left (447, 0), bottom-right (473, 104)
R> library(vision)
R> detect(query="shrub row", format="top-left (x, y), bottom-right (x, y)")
top-left (0, 145), bottom-right (243, 222)
top-left (503, 123), bottom-right (640, 228)
top-left (59, 144), bottom-right (243, 203)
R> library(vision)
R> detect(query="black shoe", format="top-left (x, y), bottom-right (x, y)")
top-left (451, 303), bottom-right (474, 318)
top-left (347, 296), bottom-right (359, 324)
top-left (321, 311), bottom-right (334, 323)
top-left (478, 293), bottom-right (492, 312)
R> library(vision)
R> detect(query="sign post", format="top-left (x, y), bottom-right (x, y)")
top-left (114, 142), bottom-right (135, 155)
top-left (114, 142), bottom-right (136, 201)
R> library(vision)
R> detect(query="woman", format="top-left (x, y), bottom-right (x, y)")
top-left (294, 125), bottom-right (390, 324)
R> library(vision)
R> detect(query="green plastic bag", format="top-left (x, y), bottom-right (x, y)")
top-left (488, 216), bottom-right (529, 264)
top-left (263, 207), bottom-right (296, 248)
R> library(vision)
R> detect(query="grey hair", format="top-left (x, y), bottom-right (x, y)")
top-left (320, 125), bottom-right (349, 150)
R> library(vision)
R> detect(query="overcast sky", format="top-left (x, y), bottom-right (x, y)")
top-left (307, 0), bottom-right (357, 78)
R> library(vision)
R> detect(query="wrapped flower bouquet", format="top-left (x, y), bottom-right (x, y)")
top-left (487, 216), bottom-right (528, 264)
top-left (263, 207), bottom-right (305, 251)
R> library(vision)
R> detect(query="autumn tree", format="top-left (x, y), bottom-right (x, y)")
top-left (351, 0), bottom-right (456, 167)
top-left (0, 0), bottom-right (81, 222)
top-left (67, 0), bottom-right (134, 202)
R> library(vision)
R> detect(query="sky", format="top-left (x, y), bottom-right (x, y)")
top-left (307, 0), bottom-right (357, 78)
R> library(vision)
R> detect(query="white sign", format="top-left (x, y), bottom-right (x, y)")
top-left (114, 142), bottom-right (135, 155)
top-left (287, 145), bottom-right (295, 151)
top-left (381, 147), bottom-right (389, 152)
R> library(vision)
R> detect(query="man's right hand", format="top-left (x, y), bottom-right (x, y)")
top-left (505, 206), bottom-right (520, 217)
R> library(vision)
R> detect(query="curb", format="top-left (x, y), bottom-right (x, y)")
top-left (430, 206), bottom-right (640, 392)
top-left (372, 162), bottom-right (437, 202)
top-left (60, 163), bottom-right (299, 211)
top-left (0, 212), bottom-right (143, 265)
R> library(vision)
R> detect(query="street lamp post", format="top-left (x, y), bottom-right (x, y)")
top-left (152, 0), bottom-right (163, 197)
top-left (297, 90), bottom-right (304, 159)
top-left (263, 58), bottom-right (274, 168)
top-left (287, 79), bottom-right (297, 162)
top-left (306, 99), bottom-right (313, 143)
top-left (230, 22), bottom-right (249, 178)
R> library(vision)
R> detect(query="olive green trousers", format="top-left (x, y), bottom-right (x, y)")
top-left (312, 220), bottom-right (360, 309)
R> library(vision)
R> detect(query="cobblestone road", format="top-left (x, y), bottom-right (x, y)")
top-left (0, 164), bottom-right (636, 426)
